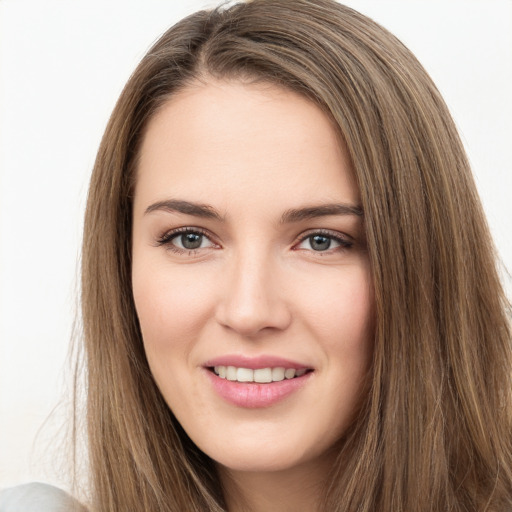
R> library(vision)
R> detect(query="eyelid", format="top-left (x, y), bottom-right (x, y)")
top-left (155, 226), bottom-right (354, 254)
top-left (292, 228), bottom-right (354, 250)
top-left (156, 226), bottom-right (219, 250)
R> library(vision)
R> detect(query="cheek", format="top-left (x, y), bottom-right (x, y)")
top-left (299, 264), bottom-right (374, 413)
top-left (131, 265), bottom-right (211, 411)
top-left (132, 264), bottom-right (212, 355)
top-left (298, 264), bottom-right (374, 346)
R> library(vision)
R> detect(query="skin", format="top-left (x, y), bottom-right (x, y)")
top-left (132, 80), bottom-right (374, 511)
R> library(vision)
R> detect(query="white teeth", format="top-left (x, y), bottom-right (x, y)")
top-left (226, 366), bottom-right (237, 381)
top-left (214, 366), bottom-right (228, 378)
top-left (271, 367), bottom-right (285, 382)
top-left (213, 365), bottom-right (308, 383)
top-left (284, 368), bottom-right (296, 379)
top-left (237, 367), bottom-right (254, 382)
top-left (254, 368), bottom-right (272, 383)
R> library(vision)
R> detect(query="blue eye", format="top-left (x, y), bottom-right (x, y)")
top-left (308, 234), bottom-right (334, 251)
top-left (157, 228), bottom-right (215, 252)
top-left (177, 232), bottom-right (205, 250)
top-left (296, 232), bottom-right (351, 252)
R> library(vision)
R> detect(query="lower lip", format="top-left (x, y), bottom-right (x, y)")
top-left (204, 369), bottom-right (313, 408)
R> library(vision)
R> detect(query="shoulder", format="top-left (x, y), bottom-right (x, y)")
top-left (0, 483), bottom-right (86, 512)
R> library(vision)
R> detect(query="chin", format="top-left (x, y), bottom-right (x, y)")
top-left (216, 454), bottom-right (305, 474)
top-left (197, 433), bottom-right (324, 475)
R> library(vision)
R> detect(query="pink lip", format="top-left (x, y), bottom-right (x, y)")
top-left (204, 354), bottom-right (310, 370)
top-left (202, 355), bottom-right (314, 408)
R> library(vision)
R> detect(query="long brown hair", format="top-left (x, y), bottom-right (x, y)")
top-left (80, 1), bottom-right (512, 510)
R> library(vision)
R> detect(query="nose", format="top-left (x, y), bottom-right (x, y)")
top-left (214, 250), bottom-right (292, 337)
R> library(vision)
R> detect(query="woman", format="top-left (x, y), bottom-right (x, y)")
top-left (3, 0), bottom-right (511, 510)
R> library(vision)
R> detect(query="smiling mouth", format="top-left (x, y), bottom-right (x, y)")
top-left (210, 366), bottom-right (313, 383)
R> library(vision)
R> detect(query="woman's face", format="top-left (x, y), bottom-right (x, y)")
top-left (132, 80), bottom-right (374, 475)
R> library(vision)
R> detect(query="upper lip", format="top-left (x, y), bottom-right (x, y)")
top-left (203, 354), bottom-right (312, 370)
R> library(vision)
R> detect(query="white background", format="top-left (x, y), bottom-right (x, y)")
top-left (1, 0), bottom-right (511, 491)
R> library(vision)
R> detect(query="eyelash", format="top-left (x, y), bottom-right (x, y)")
top-left (292, 229), bottom-right (353, 254)
top-left (156, 227), bottom-right (217, 255)
top-left (155, 227), bottom-right (353, 255)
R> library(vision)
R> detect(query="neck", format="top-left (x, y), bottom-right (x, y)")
top-left (218, 453), bottom-right (335, 512)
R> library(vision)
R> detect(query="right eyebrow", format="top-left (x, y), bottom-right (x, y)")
top-left (144, 199), bottom-right (224, 221)
top-left (280, 203), bottom-right (363, 223)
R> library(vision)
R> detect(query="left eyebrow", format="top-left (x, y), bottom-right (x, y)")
top-left (144, 199), bottom-right (224, 220)
top-left (280, 203), bottom-right (363, 223)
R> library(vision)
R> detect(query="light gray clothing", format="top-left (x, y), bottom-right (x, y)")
top-left (0, 483), bottom-right (86, 512)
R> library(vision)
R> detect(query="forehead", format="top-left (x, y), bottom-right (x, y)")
top-left (134, 80), bottom-right (359, 214)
